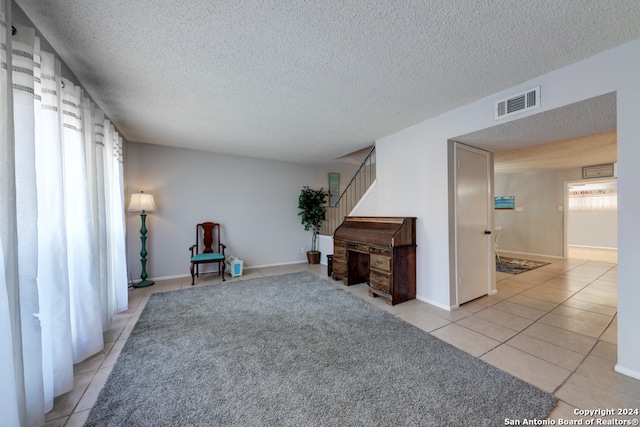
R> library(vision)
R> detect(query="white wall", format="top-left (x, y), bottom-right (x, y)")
top-left (124, 142), bottom-right (317, 279)
top-left (568, 211), bottom-right (617, 248)
top-left (567, 181), bottom-right (618, 249)
top-left (495, 168), bottom-right (582, 257)
top-left (495, 171), bottom-right (618, 257)
top-left (495, 170), bottom-right (618, 255)
top-left (355, 38), bottom-right (640, 378)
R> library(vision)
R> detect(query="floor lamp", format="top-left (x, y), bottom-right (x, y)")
top-left (128, 191), bottom-right (157, 288)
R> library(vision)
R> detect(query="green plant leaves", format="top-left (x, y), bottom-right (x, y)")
top-left (298, 186), bottom-right (329, 251)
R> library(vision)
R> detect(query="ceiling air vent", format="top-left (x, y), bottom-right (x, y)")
top-left (495, 86), bottom-right (540, 120)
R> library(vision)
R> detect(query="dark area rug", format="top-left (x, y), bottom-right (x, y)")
top-left (496, 256), bottom-right (550, 274)
top-left (85, 272), bottom-right (556, 426)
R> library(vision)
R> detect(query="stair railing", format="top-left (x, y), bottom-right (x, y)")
top-left (322, 146), bottom-right (376, 236)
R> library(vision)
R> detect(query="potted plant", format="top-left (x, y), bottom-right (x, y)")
top-left (298, 186), bottom-right (330, 264)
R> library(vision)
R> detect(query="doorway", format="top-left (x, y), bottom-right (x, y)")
top-left (565, 178), bottom-right (618, 263)
top-left (449, 93), bottom-right (616, 309)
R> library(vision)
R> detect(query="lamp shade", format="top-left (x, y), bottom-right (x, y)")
top-left (127, 191), bottom-right (157, 212)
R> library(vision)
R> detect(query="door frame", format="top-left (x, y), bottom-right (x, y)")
top-left (452, 142), bottom-right (497, 308)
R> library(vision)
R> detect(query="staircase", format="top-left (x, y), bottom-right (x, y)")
top-left (321, 146), bottom-right (376, 236)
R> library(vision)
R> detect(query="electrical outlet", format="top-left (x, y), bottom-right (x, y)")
top-left (301, 247), bottom-right (305, 253)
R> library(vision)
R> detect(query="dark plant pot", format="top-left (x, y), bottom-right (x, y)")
top-left (307, 251), bottom-right (321, 264)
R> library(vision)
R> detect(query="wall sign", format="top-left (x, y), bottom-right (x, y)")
top-left (495, 196), bottom-right (515, 210)
top-left (582, 164), bottom-right (614, 179)
top-left (328, 173), bottom-right (340, 207)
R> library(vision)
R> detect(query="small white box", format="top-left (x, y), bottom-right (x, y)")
top-left (225, 256), bottom-right (243, 277)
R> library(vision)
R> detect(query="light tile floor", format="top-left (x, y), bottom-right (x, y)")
top-left (45, 255), bottom-right (640, 426)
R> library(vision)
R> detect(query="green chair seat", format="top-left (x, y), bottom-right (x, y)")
top-left (191, 253), bottom-right (224, 263)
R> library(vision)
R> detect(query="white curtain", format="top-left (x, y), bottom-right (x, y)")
top-left (86, 102), bottom-right (110, 328)
top-left (12, 22), bottom-right (45, 427)
top-left (0, 238), bottom-right (21, 427)
top-left (89, 106), bottom-right (128, 325)
top-left (104, 123), bottom-right (129, 314)
top-left (60, 80), bottom-right (104, 363)
top-left (36, 51), bottom-right (73, 408)
top-left (1, 2), bottom-right (22, 425)
top-left (1, 4), bottom-right (129, 424)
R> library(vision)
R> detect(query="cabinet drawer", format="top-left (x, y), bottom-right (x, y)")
top-left (370, 254), bottom-right (391, 272)
top-left (332, 260), bottom-right (346, 276)
top-left (347, 242), bottom-right (368, 254)
top-left (369, 246), bottom-right (392, 257)
top-left (369, 270), bottom-right (391, 294)
top-left (334, 240), bottom-right (347, 258)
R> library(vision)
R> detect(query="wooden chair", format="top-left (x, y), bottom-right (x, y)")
top-left (189, 222), bottom-right (226, 285)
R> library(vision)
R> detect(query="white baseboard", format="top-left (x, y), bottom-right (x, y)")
top-left (244, 260), bottom-right (307, 269)
top-left (416, 294), bottom-right (454, 311)
top-left (497, 250), bottom-right (564, 259)
top-left (147, 260), bottom-right (308, 282)
top-left (569, 244), bottom-right (617, 250)
top-left (615, 363), bottom-right (640, 381)
top-left (145, 273), bottom-right (190, 281)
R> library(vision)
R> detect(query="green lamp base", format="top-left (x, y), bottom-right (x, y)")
top-left (133, 279), bottom-right (155, 288)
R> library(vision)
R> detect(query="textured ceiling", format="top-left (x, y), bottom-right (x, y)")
top-left (14, 1), bottom-right (640, 164)
top-left (457, 93), bottom-right (617, 174)
top-left (492, 129), bottom-right (617, 175)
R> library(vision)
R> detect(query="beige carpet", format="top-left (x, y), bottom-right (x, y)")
top-left (85, 272), bottom-right (556, 426)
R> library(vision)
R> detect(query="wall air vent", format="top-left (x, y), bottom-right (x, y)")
top-left (495, 86), bottom-right (540, 120)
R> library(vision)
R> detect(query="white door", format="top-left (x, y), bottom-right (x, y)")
top-left (455, 143), bottom-right (492, 305)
